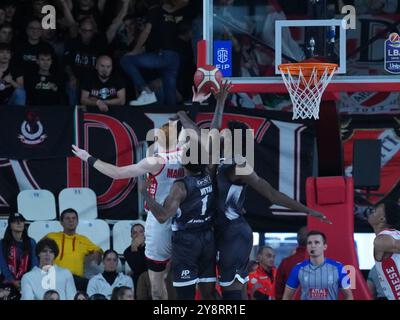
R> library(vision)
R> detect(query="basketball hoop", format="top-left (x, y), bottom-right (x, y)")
top-left (278, 62), bottom-right (338, 120)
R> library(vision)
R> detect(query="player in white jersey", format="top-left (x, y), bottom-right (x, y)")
top-left (72, 121), bottom-right (183, 300)
top-left (368, 200), bottom-right (400, 300)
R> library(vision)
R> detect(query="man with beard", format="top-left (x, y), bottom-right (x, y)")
top-left (80, 55), bottom-right (126, 112)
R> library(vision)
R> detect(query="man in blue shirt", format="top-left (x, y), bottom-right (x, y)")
top-left (283, 230), bottom-right (353, 300)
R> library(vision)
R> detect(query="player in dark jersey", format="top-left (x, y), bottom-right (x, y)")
top-left (140, 144), bottom-right (217, 300)
top-left (213, 121), bottom-right (331, 300)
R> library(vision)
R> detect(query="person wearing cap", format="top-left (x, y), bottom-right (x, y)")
top-left (21, 237), bottom-right (76, 300)
top-left (0, 213), bottom-right (38, 299)
top-left (45, 208), bottom-right (102, 292)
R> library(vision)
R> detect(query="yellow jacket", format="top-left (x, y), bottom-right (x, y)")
top-left (46, 232), bottom-right (102, 277)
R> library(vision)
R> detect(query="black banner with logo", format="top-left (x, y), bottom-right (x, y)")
top-left (0, 106), bottom-right (78, 160)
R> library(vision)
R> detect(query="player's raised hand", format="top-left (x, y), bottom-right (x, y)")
top-left (192, 86), bottom-right (212, 104)
top-left (212, 80), bottom-right (233, 104)
top-left (309, 210), bottom-right (333, 224)
top-left (72, 145), bottom-right (91, 162)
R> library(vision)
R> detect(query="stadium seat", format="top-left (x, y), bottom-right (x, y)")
top-left (28, 221), bottom-right (63, 242)
top-left (0, 219), bottom-right (8, 238)
top-left (59, 188), bottom-right (98, 220)
top-left (112, 220), bottom-right (145, 255)
top-left (306, 176), bottom-right (372, 300)
top-left (17, 190), bottom-right (57, 221)
top-left (124, 260), bottom-right (132, 275)
top-left (76, 219), bottom-right (110, 251)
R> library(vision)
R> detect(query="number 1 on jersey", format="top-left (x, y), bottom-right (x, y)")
top-left (201, 195), bottom-right (209, 215)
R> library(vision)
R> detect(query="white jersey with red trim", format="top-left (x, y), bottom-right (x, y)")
top-left (144, 148), bottom-right (184, 262)
top-left (375, 229), bottom-right (400, 300)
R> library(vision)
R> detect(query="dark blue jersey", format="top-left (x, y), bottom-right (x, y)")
top-left (172, 173), bottom-right (215, 231)
top-left (215, 160), bottom-right (247, 227)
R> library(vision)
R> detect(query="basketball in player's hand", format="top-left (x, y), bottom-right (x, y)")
top-left (193, 65), bottom-right (223, 94)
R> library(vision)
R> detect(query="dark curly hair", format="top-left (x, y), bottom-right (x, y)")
top-left (35, 238), bottom-right (59, 258)
top-left (382, 200), bottom-right (400, 229)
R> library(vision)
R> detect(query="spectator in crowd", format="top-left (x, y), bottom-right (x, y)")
top-left (46, 208), bottom-right (103, 292)
top-left (89, 293), bottom-right (107, 300)
top-left (41, 28), bottom-right (65, 67)
top-left (247, 260), bottom-right (258, 274)
top-left (0, 23), bottom-right (13, 45)
top-left (0, 6), bottom-right (6, 27)
top-left (25, 48), bottom-right (65, 106)
top-left (111, 14), bottom-right (139, 61)
top-left (0, 287), bottom-right (11, 300)
top-left (64, 17), bottom-right (108, 105)
top-left (0, 43), bottom-right (25, 106)
top-left (21, 237), bottom-right (76, 300)
top-left (3, 1), bottom-right (17, 26)
top-left (74, 291), bottom-right (89, 300)
top-left (120, 0), bottom-right (187, 106)
top-left (87, 249), bottom-right (133, 300)
top-left (123, 223), bottom-right (147, 290)
top-left (135, 271), bottom-right (152, 300)
top-left (104, 0), bottom-right (131, 45)
top-left (275, 226), bottom-right (307, 300)
top-left (30, 0), bottom-right (51, 21)
top-left (367, 265), bottom-right (387, 300)
top-left (72, 0), bottom-right (105, 30)
top-left (283, 230), bottom-right (353, 300)
top-left (176, 22), bottom-right (196, 103)
top-left (0, 213), bottom-right (38, 299)
top-left (111, 286), bottom-right (134, 300)
top-left (247, 246), bottom-right (277, 300)
top-left (80, 55), bottom-right (126, 111)
top-left (14, 19), bottom-right (56, 74)
top-left (43, 289), bottom-right (60, 300)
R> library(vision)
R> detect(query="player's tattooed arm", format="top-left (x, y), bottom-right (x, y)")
top-left (232, 169), bottom-right (332, 224)
top-left (140, 181), bottom-right (187, 224)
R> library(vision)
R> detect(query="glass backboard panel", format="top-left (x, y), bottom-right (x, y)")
top-left (204, 0), bottom-right (400, 91)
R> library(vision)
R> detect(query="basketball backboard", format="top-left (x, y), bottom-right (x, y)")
top-left (199, 0), bottom-right (400, 94)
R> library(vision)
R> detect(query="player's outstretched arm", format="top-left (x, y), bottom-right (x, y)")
top-left (72, 145), bottom-right (163, 179)
top-left (210, 80), bottom-right (232, 130)
top-left (232, 167), bottom-right (332, 224)
top-left (140, 181), bottom-right (186, 223)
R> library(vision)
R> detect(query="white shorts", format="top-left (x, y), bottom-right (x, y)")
top-left (144, 212), bottom-right (172, 262)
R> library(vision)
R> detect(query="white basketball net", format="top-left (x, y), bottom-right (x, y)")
top-left (280, 66), bottom-right (336, 120)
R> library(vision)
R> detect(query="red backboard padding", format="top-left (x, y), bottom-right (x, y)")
top-left (306, 176), bottom-right (372, 300)
top-left (316, 176), bottom-right (346, 205)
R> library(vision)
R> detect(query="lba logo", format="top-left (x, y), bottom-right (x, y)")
top-left (384, 33), bottom-right (400, 74)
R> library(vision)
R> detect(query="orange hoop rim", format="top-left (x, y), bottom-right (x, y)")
top-left (278, 62), bottom-right (338, 76)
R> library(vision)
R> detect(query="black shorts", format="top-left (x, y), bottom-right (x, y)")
top-left (216, 219), bottom-right (253, 287)
top-left (172, 228), bottom-right (216, 287)
top-left (146, 257), bottom-right (169, 272)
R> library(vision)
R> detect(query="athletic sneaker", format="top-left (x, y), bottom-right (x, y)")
top-left (129, 91), bottom-right (157, 106)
